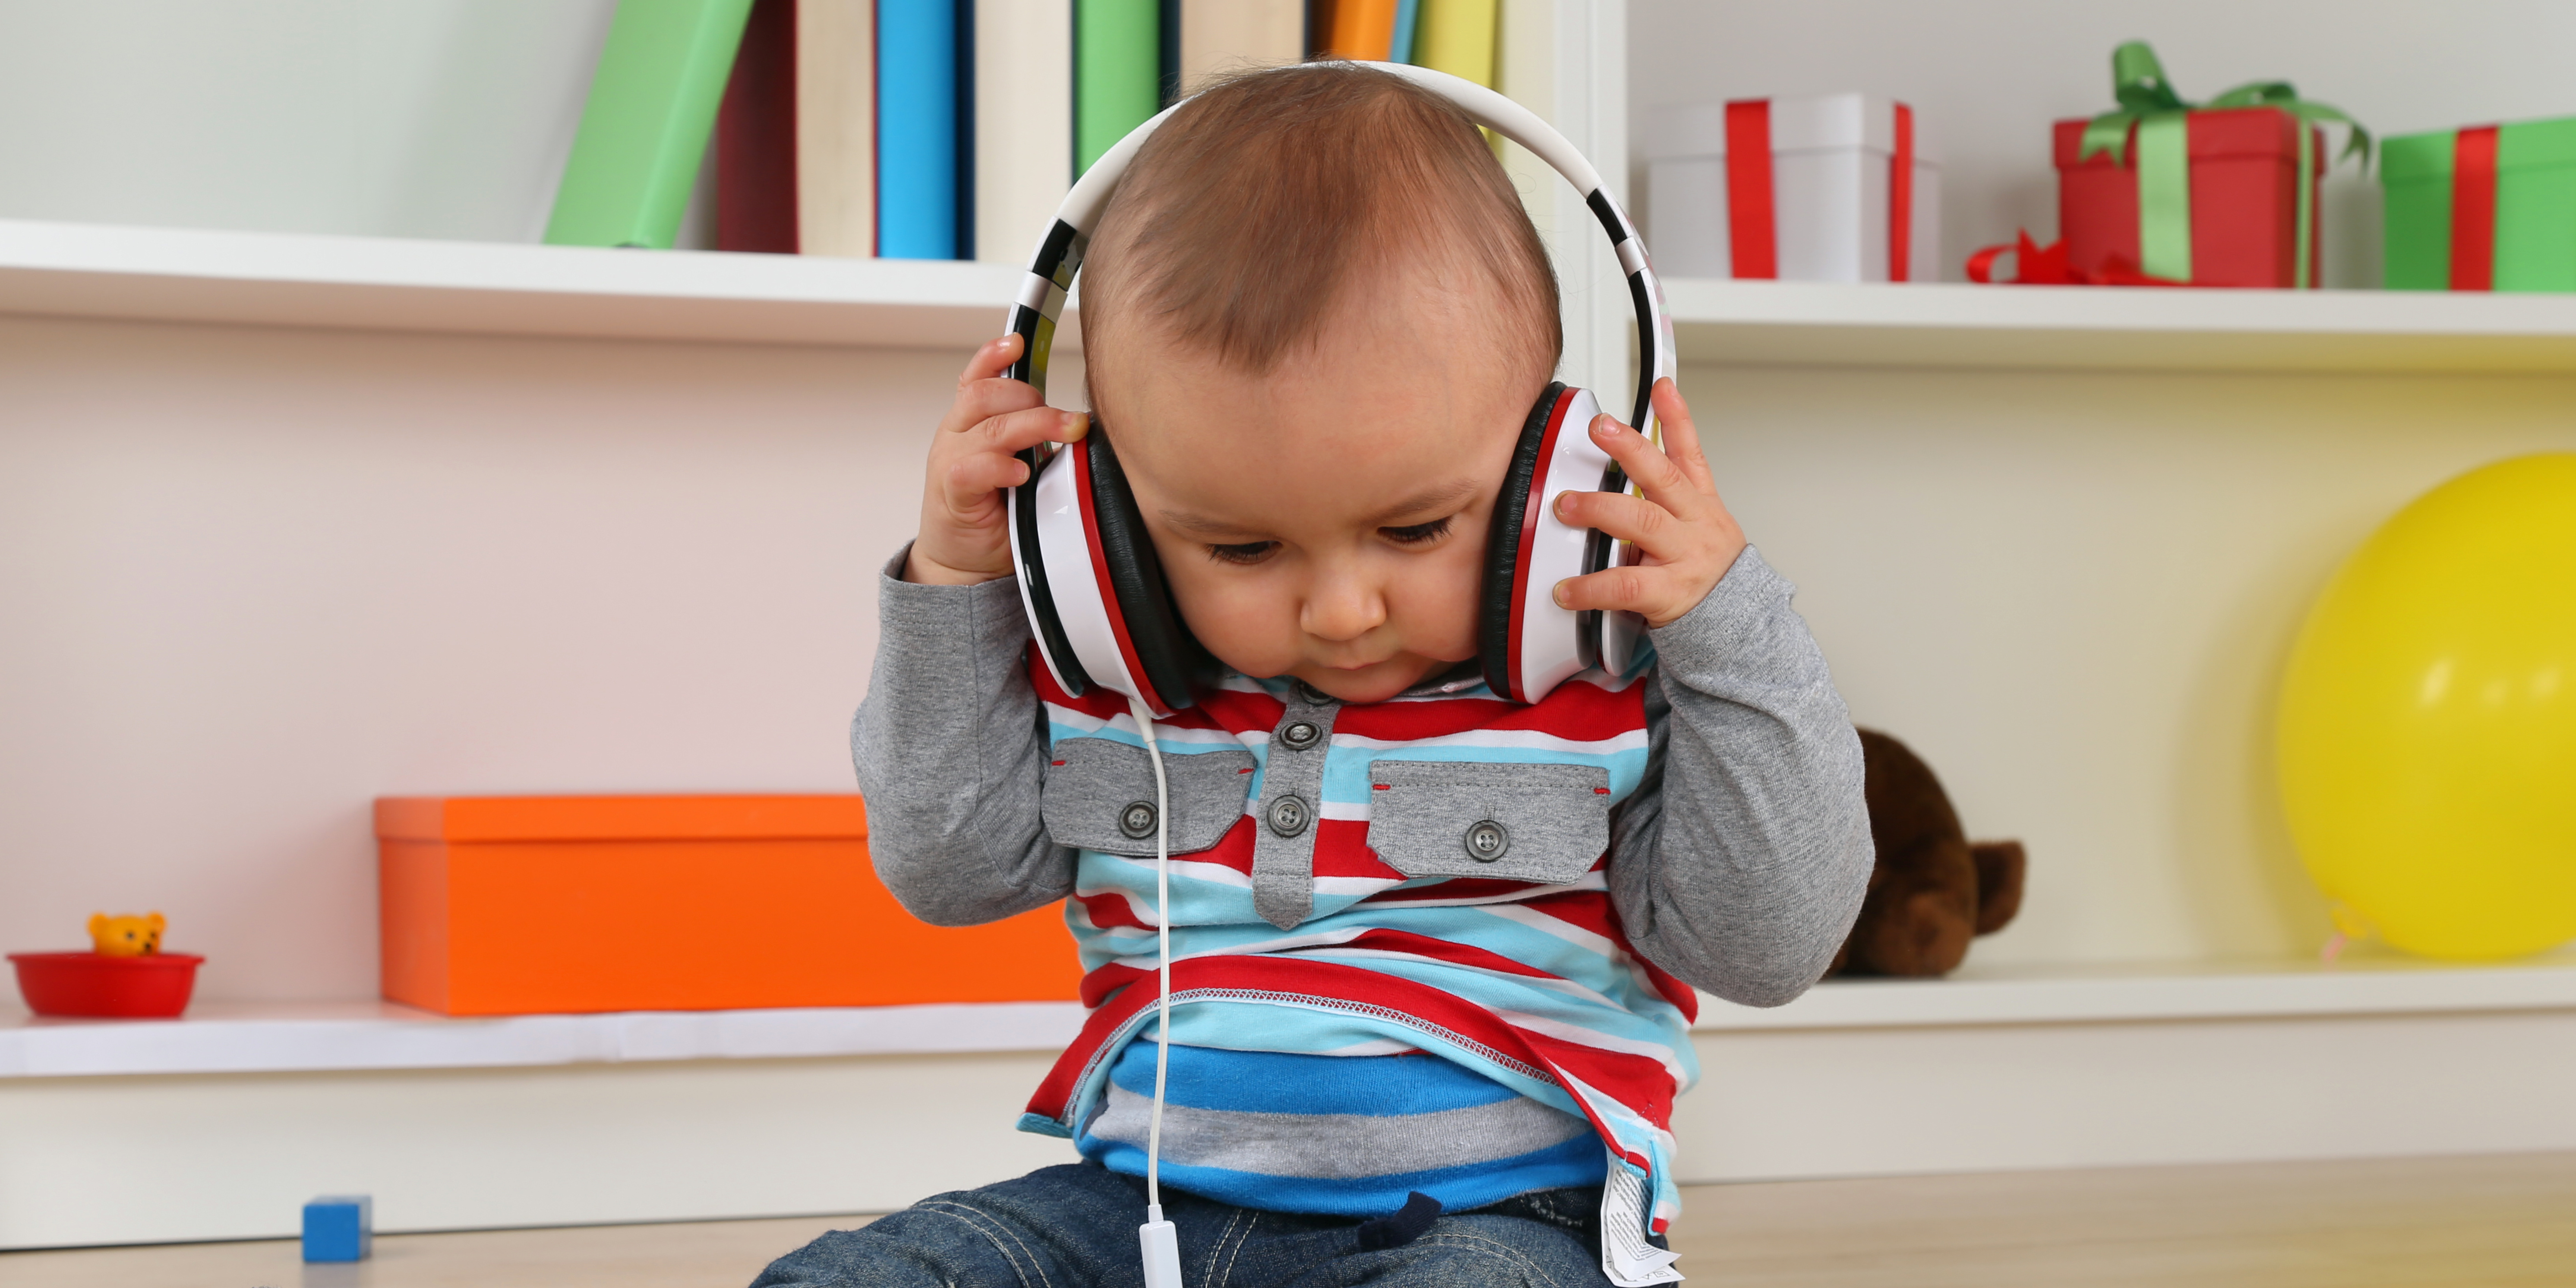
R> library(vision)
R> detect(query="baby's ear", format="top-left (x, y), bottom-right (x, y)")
top-left (89, 913), bottom-right (110, 937)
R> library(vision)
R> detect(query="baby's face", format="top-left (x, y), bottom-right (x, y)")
top-left (1093, 272), bottom-right (1549, 704)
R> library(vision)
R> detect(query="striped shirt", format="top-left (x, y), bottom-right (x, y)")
top-left (1014, 660), bottom-right (1700, 1260)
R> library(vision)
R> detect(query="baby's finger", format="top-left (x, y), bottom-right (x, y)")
top-left (944, 449), bottom-right (1032, 504)
top-left (969, 405), bottom-right (1091, 460)
top-left (1649, 379), bottom-right (1715, 496)
top-left (948, 373), bottom-right (1050, 432)
top-left (1551, 489), bottom-right (1683, 562)
top-left (1549, 564), bottom-right (1690, 625)
top-left (955, 333), bottom-right (1025, 391)
top-left (1589, 414), bottom-right (1706, 520)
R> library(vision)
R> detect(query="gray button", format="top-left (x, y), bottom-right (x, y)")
top-left (1278, 720), bottom-right (1322, 751)
top-left (1119, 801), bottom-right (1158, 840)
top-left (1294, 679), bottom-right (1334, 706)
top-left (1265, 794), bottom-right (1312, 838)
top-left (1463, 820), bottom-right (1510, 862)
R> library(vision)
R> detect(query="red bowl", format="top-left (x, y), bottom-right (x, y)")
top-left (9, 952), bottom-right (205, 1018)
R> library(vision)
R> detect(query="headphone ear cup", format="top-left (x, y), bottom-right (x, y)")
top-left (1479, 383), bottom-right (1618, 704)
top-left (1009, 447), bottom-right (1096, 698)
top-left (1082, 431), bottom-right (1207, 715)
top-left (1480, 383), bottom-right (1570, 698)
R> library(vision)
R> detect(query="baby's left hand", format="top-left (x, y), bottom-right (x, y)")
top-left (1550, 378), bottom-right (1748, 630)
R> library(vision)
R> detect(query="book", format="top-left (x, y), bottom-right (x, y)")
top-left (878, 0), bottom-right (963, 258)
top-left (1414, 0), bottom-right (1495, 86)
top-left (1390, 0), bottom-right (1420, 64)
top-left (974, 0), bottom-right (1073, 262)
top-left (716, 0), bottom-right (801, 253)
top-left (546, 0), bottom-right (760, 248)
top-left (1324, 0), bottom-right (1395, 61)
top-left (796, 0), bottom-right (874, 258)
top-left (1076, 0), bottom-right (1159, 175)
top-left (1176, 0), bottom-right (1302, 93)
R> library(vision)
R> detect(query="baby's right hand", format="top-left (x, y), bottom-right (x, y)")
top-left (904, 333), bottom-right (1090, 585)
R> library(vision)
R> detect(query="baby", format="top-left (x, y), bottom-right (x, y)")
top-left (758, 63), bottom-right (1871, 1288)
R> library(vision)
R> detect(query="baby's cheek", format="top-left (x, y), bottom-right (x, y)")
top-left (1173, 577), bottom-right (1301, 676)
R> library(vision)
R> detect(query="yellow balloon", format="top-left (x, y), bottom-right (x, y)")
top-left (2278, 453), bottom-right (2576, 960)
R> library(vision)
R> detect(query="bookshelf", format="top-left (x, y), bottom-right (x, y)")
top-left (6, 0), bottom-right (2576, 1254)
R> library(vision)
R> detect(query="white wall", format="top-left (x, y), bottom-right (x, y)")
top-left (1631, 0), bottom-right (2576, 286)
top-left (1692, 360), bottom-right (2576, 965)
top-left (0, 316), bottom-right (951, 1002)
top-left (0, 1), bottom-right (625, 243)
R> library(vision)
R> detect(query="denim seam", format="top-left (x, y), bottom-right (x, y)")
top-left (1409, 1229), bottom-right (1588, 1288)
top-left (915, 1199), bottom-right (1054, 1288)
top-left (1206, 1205), bottom-right (1256, 1288)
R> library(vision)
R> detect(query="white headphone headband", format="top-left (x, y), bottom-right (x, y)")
top-left (1002, 61), bottom-right (1674, 435)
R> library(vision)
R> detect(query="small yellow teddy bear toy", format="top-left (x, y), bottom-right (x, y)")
top-left (89, 912), bottom-right (166, 957)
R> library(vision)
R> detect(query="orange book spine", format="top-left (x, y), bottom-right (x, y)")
top-left (1326, 0), bottom-right (1396, 61)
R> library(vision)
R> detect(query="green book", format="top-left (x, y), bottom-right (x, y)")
top-left (1076, 0), bottom-right (1159, 176)
top-left (2383, 117), bottom-right (2576, 291)
top-left (546, 0), bottom-right (759, 248)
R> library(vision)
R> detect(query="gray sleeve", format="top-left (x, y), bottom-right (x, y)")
top-left (849, 547), bottom-right (1076, 926)
top-left (1608, 546), bottom-right (1873, 1008)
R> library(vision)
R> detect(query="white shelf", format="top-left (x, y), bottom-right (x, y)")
top-left (10, 953), bottom-right (2571, 1079)
top-left (1665, 278), bottom-right (2576, 373)
top-left (1694, 951), bottom-right (2576, 1030)
top-left (0, 998), bottom-right (1090, 1079)
top-left (0, 218), bottom-right (1054, 350)
top-left (16, 221), bottom-right (2576, 374)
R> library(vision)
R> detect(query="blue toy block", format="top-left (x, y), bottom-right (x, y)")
top-left (302, 1194), bottom-right (372, 1263)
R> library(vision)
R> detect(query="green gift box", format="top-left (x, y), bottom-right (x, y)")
top-left (2384, 117), bottom-right (2576, 291)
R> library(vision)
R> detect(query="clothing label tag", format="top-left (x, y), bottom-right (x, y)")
top-left (1598, 1153), bottom-right (1683, 1285)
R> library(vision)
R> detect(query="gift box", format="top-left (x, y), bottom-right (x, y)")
top-left (1645, 93), bottom-right (1940, 282)
top-left (2048, 42), bottom-right (2364, 288)
top-left (2384, 116), bottom-right (2576, 291)
top-left (376, 795), bottom-right (1081, 1015)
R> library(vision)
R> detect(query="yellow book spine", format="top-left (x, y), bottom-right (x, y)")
top-left (1414, 0), bottom-right (1496, 87)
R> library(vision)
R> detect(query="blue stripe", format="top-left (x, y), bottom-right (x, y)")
top-left (1082, 1131), bottom-right (1608, 1216)
top-left (1106, 1042), bottom-right (1520, 1115)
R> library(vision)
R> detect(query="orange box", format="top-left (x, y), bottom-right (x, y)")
top-left (375, 795), bottom-right (1081, 1015)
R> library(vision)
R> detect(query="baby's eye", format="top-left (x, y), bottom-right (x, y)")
top-left (1206, 540), bottom-right (1279, 566)
top-left (1380, 517), bottom-right (1453, 546)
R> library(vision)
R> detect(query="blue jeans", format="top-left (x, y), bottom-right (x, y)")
top-left (749, 1163), bottom-right (1615, 1287)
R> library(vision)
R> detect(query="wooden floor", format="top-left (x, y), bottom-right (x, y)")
top-left (9, 1152), bottom-right (2573, 1287)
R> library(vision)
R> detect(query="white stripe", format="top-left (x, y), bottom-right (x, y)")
top-left (1016, 271), bottom-right (1054, 311)
top-left (1492, 1009), bottom-right (1690, 1082)
top-left (1329, 727), bottom-right (1651, 756)
top-left (1044, 703), bottom-right (1254, 749)
top-left (1293, 947), bottom-right (1625, 1011)
top-left (1476, 902), bottom-right (1626, 960)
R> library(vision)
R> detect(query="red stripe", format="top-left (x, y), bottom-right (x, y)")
top-left (1320, 928), bottom-right (1566, 980)
top-left (1026, 956), bottom-right (1683, 1130)
top-left (1725, 100), bottom-right (1777, 279)
top-left (1332, 674), bottom-right (1645, 742)
top-left (1072, 443), bottom-right (1174, 715)
top-left (1506, 389), bottom-right (1576, 703)
top-left (1889, 102), bottom-right (1914, 282)
top-left (2450, 124), bottom-right (2500, 291)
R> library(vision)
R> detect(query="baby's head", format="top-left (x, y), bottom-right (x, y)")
top-left (1082, 63), bottom-right (1560, 705)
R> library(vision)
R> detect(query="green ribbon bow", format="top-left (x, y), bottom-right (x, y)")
top-left (2077, 41), bottom-right (2371, 286)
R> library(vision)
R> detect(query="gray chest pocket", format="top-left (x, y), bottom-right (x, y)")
top-left (1366, 760), bottom-right (1611, 884)
top-left (1042, 736), bottom-right (1256, 857)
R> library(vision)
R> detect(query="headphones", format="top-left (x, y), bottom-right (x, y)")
top-left (1003, 63), bottom-right (1676, 718)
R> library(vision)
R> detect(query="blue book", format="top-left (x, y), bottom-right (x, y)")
top-left (879, 0), bottom-right (959, 259)
top-left (1391, 0), bottom-right (1421, 64)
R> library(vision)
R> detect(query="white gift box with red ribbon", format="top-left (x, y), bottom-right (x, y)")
top-left (1645, 93), bottom-right (1941, 282)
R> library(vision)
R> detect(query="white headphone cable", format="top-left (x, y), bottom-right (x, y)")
top-left (1127, 694), bottom-right (1184, 1288)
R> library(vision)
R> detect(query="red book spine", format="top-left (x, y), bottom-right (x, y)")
top-left (716, 0), bottom-right (801, 254)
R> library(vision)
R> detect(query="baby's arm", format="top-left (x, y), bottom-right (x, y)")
top-left (1553, 380), bottom-right (1872, 1006)
top-left (851, 335), bottom-right (1092, 925)
top-left (1607, 551), bottom-right (1872, 1006)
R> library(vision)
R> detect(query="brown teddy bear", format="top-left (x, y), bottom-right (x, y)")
top-left (1828, 730), bottom-right (2026, 978)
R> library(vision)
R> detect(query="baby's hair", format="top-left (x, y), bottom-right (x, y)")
top-left (1082, 61), bottom-right (1560, 382)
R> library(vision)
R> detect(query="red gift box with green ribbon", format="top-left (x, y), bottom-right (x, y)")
top-left (2052, 42), bottom-right (2368, 288)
